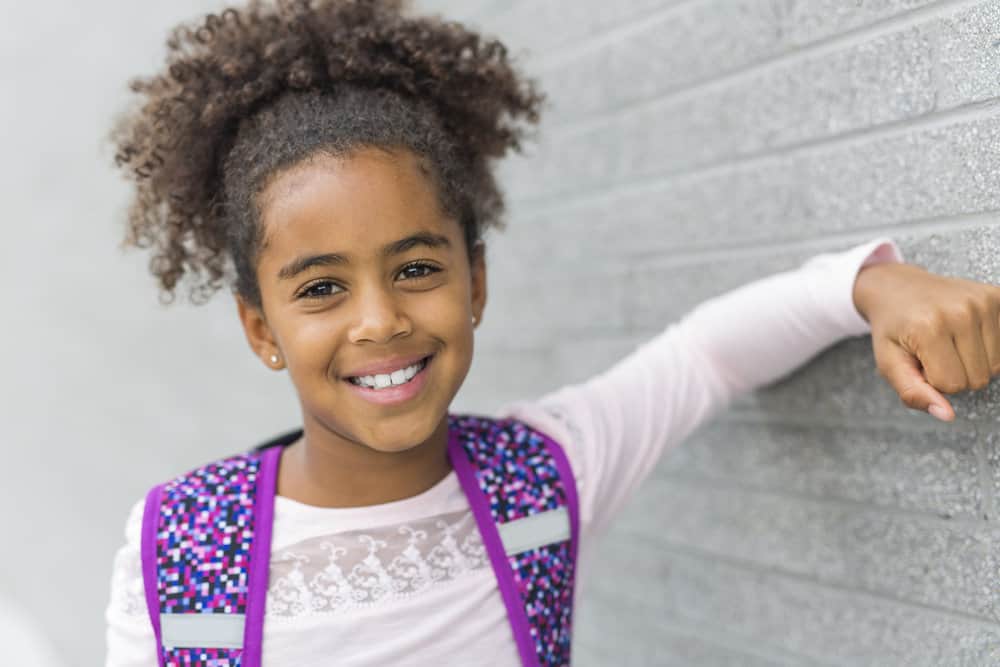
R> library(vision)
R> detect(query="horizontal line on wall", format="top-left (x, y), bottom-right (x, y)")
top-left (718, 404), bottom-right (982, 436)
top-left (652, 469), bottom-right (988, 526)
top-left (576, 602), bottom-right (827, 667)
top-left (525, 0), bottom-right (702, 73)
top-left (623, 209), bottom-right (1000, 268)
top-left (541, 0), bottom-right (987, 139)
top-left (511, 98), bottom-right (1000, 217)
top-left (621, 532), bottom-right (1000, 631)
top-left (496, 205), bottom-right (1000, 273)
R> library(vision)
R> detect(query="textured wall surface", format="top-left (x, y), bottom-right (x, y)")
top-left (418, 1), bottom-right (1000, 665)
top-left (6, 0), bottom-right (1000, 664)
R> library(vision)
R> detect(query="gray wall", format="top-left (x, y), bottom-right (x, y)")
top-left (5, 0), bottom-right (999, 665)
top-left (422, 1), bottom-right (1000, 665)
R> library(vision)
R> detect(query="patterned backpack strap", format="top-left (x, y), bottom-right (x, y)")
top-left (139, 445), bottom-right (282, 667)
top-left (446, 413), bottom-right (581, 667)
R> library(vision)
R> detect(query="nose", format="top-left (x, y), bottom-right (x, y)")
top-left (346, 285), bottom-right (411, 344)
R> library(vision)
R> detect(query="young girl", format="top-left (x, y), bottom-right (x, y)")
top-left (104, 1), bottom-right (1000, 665)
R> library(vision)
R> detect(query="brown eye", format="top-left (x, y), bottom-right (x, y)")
top-left (298, 280), bottom-right (344, 299)
top-left (397, 262), bottom-right (441, 281)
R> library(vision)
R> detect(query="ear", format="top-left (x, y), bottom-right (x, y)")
top-left (470, 241), bottom-right (487, 326)
top-left (235, 294), bottom-right (284, 370)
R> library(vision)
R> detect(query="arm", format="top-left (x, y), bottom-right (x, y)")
top-left (500, 237), bottom-right (904, 542)
top-left (679, 238), bottom-right (903, 401)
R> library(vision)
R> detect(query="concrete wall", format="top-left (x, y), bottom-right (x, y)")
top-left (419, 0), bottom-right (1000, 665)
top-left (5, 0), bottom-right (999, 664)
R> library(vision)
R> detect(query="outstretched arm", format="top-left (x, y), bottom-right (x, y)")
top-left (670, 238), bottom-right (903, 404)
top-left (502, 237), bottom-right (904, 542)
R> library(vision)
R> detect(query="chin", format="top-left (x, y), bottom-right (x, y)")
top-left (361, 410), bottom-right (443, 452)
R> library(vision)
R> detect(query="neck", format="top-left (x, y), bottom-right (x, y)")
top-left (276, 412), bottom-right (452, 508)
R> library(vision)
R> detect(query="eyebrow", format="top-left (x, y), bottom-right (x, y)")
top-left (277, 232), bottom-right (452, 280)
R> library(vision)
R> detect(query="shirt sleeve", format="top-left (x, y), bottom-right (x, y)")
top-left (498, 237), bottom-right (905, 544)
top-left (105, 497), bottom-right (157, 667)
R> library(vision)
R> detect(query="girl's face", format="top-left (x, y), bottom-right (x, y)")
top-left (237, 146), bottom-right (486, 454)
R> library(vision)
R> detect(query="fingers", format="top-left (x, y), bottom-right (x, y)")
top-left (981, 298), bottom-right (1000, 376)
top-left (877, 339), bottom-right (954, 420)
top-left (939, 295), bottom-right (999, 392)
top-left (908, 329), bottom-right (967, 396)
top-left (953, 323), bottom-right (992, 391)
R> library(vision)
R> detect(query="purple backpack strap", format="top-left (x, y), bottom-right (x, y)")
top-left (447, 413), bottom-right (581, 667)
top-left (140, 445), bottom-right (281, 667)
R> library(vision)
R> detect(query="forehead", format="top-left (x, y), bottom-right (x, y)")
top-left (256, 147), bottom-right (456, 258)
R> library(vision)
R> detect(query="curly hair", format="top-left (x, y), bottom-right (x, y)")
top-left (111, 0), bottom-right (544, 306)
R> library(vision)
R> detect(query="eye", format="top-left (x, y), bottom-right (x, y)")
top-left (397, 261), bottom-right (441, 282)
top-left (297, 280), bottom-right (344, 299)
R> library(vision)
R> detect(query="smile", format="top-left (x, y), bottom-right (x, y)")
top-left (348, 356), bottom-right (430, 389)
top-left (344, 355), bottom-right (433, 406)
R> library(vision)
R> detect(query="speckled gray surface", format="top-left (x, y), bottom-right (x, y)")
top-left (502, 25), bottom-right (940, 204)
top-left (587, 536), bottom-right (1000, 665)
top-left (517, 0), bottom-right (940, 125)
top-left (488, 3), bottom-right (1000, 209)
top-left (505, 116), bottom-right (1000, 257)
top-left (660, 420), bottom-right (985, 519)
top-left (614, 479), bottom-right (1000, 620)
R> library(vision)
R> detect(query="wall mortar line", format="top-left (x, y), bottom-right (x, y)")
top-left (512, 97), bottom-right (1000, 214)
top-left (541, 0), bottom-right (985, 138)
top-left (622, 535), bottom-right (1000, 630)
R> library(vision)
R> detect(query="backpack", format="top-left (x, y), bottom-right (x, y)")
top-left (139, 413), bottom-right (580, 666)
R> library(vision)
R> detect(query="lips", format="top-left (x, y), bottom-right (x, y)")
top-left (343, 353), bottom-right (434, 406)
top-left (342, 353), bottom-right (434, 379)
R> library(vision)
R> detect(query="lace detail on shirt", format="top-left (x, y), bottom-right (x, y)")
top-left (267, 508), bottom-right (487, 617)
top-left (111, 508), bottom-right (488, 620)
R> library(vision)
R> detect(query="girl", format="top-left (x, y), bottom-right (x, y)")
top-left (104, 1), bottom-right (1000, 665)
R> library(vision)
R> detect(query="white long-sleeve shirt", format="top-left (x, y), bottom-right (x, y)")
top-left (105, 237), bottom-right (904, 666)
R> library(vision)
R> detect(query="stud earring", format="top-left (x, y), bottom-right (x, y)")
top-left (270, 354), bottom-right (280, 365)
top-left (471, 315), bottom-right (478, 325)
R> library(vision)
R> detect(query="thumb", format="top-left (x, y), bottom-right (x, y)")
top-left (876, 339), bottom-right (955, 422)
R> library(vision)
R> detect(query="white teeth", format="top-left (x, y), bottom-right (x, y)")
top-left (350, 358), bottom-right (427, 389)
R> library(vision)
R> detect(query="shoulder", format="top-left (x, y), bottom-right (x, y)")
top-left (451, 410), bottom-right (580, 499)
top-left (450, 410), bottom-right (575, 454)
top-left (491, 396), bottom-right (586, 467)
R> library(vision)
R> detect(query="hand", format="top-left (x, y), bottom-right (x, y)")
top-left (853, 262), bottom-right (1000, 422)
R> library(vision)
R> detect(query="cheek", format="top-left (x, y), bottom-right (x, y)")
top-left (414, 283), bottom-right (472, 334)
top-left (281, 316), bottom-right (344, 373)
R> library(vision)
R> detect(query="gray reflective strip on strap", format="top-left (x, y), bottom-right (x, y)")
top-left (497, 506), bottom-right (571, 556)
top-left (161, 613), bottom-right (245, 649)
